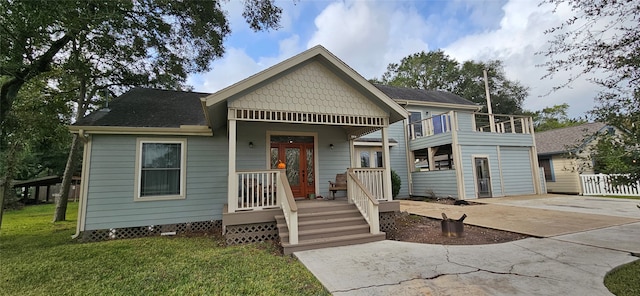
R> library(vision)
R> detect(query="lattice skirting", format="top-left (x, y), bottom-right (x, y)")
top-left (224, 222), bottom-right (279, 245)
top-left (79, 220), bottom-right (222, 242)
top-left (379, 212), bottom-right (396, 233)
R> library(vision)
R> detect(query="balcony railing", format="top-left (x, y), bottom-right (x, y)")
top-left (408, 111), bottom-right (534, 140)
top-left (473, 112), bottom-right (533, 134)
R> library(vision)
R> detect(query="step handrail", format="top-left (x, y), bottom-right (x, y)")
top-left (278, 170), bottom-right (298, 244)
top-left (347, 170), bottom-right (380, 234)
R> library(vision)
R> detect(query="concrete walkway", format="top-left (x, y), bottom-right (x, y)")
top-left (400, 198), bottom-right (639, 237)
top-left (295, 195), bottom-right (640, 295)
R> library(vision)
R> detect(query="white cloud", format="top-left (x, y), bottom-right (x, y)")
top-left (306, 1), bottom-right (430, 79)
top-left (187, 48), bottom-right (262, 93)
top-left (444, 0), bottom-right (600, 117)
top-left (190, 0), bottom-right (602, 119)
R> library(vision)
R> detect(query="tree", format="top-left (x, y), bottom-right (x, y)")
top-left (541, 0), bottom-right (639, 184)
top-left (1, 0), bottom-right (285, 228)
top-left (0, 73), bottom-right (72, 223)
top-left (378, 50), bottom-right (529, 114)
top-left (524, 103), bottom-right (586, 132)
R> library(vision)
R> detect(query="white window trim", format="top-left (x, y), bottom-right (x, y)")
top-left (408, 110), bottom-right (424, 138)
top-left (134, 138), bottom-right (187, 201)
top-left (471, 154), bottom-right (492, 198)
top-left (355, 147), bottom-right (384, 168)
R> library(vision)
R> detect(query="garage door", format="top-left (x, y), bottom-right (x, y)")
top-left (500, 147), bottom-right (534, 195)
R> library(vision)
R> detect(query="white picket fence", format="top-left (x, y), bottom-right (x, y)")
top-left (580, 174), bottom-right (640, 196)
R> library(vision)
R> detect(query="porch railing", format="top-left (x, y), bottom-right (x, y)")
top-left (278, 172), bottom-right (299, 244)
top-left (347, 171), bottom-right (380, 234)
top-left (236, 170), bottom-right (279, 211)
top-left (580, 174), bottom-right (640, 196)
top-left (473, 113), bottom-right (533, 134)
top-left (350, 168), bottom-right (386, 200)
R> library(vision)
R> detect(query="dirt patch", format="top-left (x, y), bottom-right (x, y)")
top-left (386, 211), bottom-right (530, 245)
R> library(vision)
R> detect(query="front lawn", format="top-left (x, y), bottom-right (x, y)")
top-left (0, 203), bottom-right (328, 295)
top-left (598, 195), bottom-right (640, 200)
top-left (605, 260), bottom-right (640, 296)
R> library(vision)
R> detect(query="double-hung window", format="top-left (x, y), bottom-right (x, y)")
top-left (135, 138), bottom-right (186, 200)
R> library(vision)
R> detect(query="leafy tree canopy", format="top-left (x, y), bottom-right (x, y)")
top-left (541, 0), bottom-right (639, 183)
top-left (523, 103), bottom-right (587, 132)
top-left (377, 50), bottom-right (529, 115)
top-left (0, 0), bottom-right (283, 130)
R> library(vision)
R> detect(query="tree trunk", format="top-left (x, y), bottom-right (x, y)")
top-left (52, 134), bottom-right (82, 222)
top-left (0, 144), bottom-right (21, 232)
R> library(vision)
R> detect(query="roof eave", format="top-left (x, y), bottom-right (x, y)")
top-left (396, 99), bottom-right (481, 111)
top-left (68, 125), bottom-right (213, 136)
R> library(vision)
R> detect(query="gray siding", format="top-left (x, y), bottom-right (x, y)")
top-left (411, 170), bottom-right (458, 198)
top-left (359, 121), bottom-right (410, 198)
top-left (457, 131), bottom-right (534, 147)
top-left (455, 112), bottom-right (475, 132)
top-left (500, 147), bottom-right (535, 195)
top-left (85, 134), bottom-right (228, 230)
top-left (459, 146), bottom-right (503, 198)
top-left (237, 122), bottom-right (350, 198)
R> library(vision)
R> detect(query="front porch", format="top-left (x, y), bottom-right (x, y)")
top-left (199, 47), bottom-right (409, 252)
top-left (223, 191), bottom-right (399, 254)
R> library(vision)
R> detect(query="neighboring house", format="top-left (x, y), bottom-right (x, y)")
top-left (535, 122), bottom-right (614, 194)
top-left (70, 46), bottom-right (542, 252)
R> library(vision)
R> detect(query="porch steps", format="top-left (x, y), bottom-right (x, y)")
top-left (275, 203), bottom-right (385, 255)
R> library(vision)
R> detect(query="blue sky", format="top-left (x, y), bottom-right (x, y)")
top-left (188, 0), bottom-right (600, 118)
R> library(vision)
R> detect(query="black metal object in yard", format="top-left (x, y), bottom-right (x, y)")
top-left (441, 213), bottom-right (467, 237)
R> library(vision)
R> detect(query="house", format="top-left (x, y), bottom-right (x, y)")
top-left (373, 85), bottom-right (543, 199)
top-left (535, 122), bottom-right (614, 194)
top-left (70, 46), bottom-right (542, 253)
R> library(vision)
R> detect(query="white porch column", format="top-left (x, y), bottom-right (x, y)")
top-left (227, 119), bottom-right (237, 212)
top-left (381, 127), bottom-right (393, 201)
top-left (349, 138), bottom-right (357, 168)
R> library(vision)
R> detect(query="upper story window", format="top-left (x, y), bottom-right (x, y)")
top-left (432, 114), bottom-right (451, 135)
top-left (409, 111), bottom-right (423, 138)
top-left (135, 138), bottom-right (187, 200)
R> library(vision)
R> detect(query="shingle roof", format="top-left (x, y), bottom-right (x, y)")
top-left (374, 84), bottom-right (478, 106)
top-left (74, 88), bottom-right (211, 128)
top-left (535, 122), bottom-right (607, 155)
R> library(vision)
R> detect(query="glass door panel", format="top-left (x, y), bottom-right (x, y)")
top-left (285, 147), bottom-right (301, 186)
top-left (475, 157), bottom-right (492, 198)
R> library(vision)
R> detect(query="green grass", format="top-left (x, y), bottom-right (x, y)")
top-left (597, 195), bottom-right (640, 200)
top-left (0, 203), bottom-right (329, 295)
top-left (605, 259), bottom-right (640, 296)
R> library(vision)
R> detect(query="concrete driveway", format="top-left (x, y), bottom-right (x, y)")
top-left (400, 195), bottom-right (640, 237)
top-left (295, 195), bottom-right (640, 295)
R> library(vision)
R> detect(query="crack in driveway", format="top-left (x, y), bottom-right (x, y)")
top-left (331, 245), bottom-right (553, 294)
